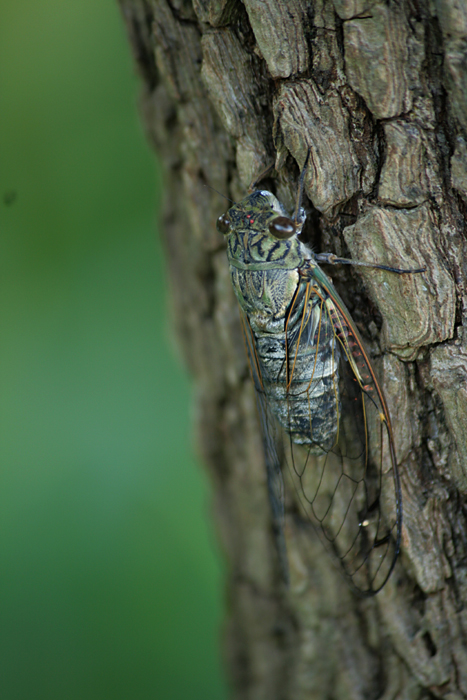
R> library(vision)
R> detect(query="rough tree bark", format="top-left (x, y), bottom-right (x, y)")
top-left (118, 0), bottom-right (467, 697)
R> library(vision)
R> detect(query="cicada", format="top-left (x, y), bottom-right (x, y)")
top-left (216, 162), bottom-right (424, 596)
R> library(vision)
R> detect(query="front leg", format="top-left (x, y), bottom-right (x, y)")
top-left (314, 252), bottom-right (425, 275)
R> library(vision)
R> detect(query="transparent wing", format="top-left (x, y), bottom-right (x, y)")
top-left (285, 268), bottom-right (401, 595)
top-left (241, 269), bottom-right (401, 596)
top-left (240, 312), bottom-right (290, 585)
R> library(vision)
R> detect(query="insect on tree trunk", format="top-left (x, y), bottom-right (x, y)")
top-left (118, 0), bottom-right (467, 697)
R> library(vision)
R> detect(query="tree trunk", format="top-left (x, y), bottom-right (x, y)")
top-left (118, 0), bottom-right (467, 697)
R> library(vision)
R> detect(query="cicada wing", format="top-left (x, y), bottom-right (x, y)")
top-left (240, 312), bottom-right (289, 584)
top-left (283, 271), bottom-right (401, 596)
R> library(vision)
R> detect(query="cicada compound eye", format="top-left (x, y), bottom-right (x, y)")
top-left (216, 213), bottom-right (231, 235)
top-left (269, 216), bottom-right (296, 240)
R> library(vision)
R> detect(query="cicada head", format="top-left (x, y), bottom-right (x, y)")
top-left (217, 190), bottom-right (307, 270)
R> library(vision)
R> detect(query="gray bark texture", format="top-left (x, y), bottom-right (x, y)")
top-left (118, 0), bottom-right (467, 697)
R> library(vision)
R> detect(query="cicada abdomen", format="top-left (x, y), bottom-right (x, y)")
top-left (245, 269), bottom-right (341, 452)
top-left (217, 185), bottom-right (421, 595)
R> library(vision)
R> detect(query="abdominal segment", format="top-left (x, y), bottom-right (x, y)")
top-left (254, 300), bottom-right (341, 453)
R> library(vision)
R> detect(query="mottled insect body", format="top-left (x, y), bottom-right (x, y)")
top-left (217, 175), bottom-right (424, 595)
top-left (224, 191), bottom-right (340, 452)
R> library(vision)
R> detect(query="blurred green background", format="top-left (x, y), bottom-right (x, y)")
top-left (0, 1), bottom-right (226, 698)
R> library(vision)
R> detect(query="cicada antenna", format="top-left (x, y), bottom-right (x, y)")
top-left (248, 162), bottom-right (276, 193)
top-left (203, 183), bottom-right (235, 205)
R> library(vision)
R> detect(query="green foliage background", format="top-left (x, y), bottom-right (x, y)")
top-left (0, 1), bottom-right (226, 698)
